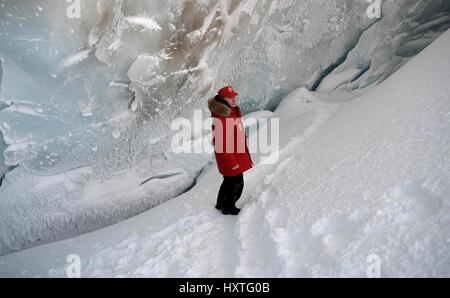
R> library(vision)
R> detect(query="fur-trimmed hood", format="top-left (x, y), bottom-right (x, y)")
top-left (208, 96), bottom-right (232, 117)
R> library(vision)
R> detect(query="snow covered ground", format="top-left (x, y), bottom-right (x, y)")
top-left (0, 29), bottom-right (449, 278)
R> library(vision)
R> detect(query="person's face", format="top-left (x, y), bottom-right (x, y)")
top-left (225, 96), bottom-right (238, 108)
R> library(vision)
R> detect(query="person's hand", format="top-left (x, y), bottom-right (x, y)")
top-left (231, 164), bottom-right (240, 170)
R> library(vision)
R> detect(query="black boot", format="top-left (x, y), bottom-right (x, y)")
top-left (221, 191), bottom-right (241, 215)
top-left (221, 205), bottom-right (241, 215)
top-left (216, 176), bottom-right (231, 212)
top-left (216, 174), bottom-right (244, 215)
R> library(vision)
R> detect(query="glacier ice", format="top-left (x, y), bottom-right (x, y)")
top-left (317, 0), bottom-right (450, 92)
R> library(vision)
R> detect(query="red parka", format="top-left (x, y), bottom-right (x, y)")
top-left (208, 97), bottom-right (253, 177)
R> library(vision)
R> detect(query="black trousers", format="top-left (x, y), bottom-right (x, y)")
top-left (216, 174), bottom-right (244, 210)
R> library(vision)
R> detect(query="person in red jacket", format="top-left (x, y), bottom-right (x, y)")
top-left (208, 86), bottom-right (253, 215)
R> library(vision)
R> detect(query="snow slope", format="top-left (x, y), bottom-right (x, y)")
top-left (0, 29), bottom-right (449, 278)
